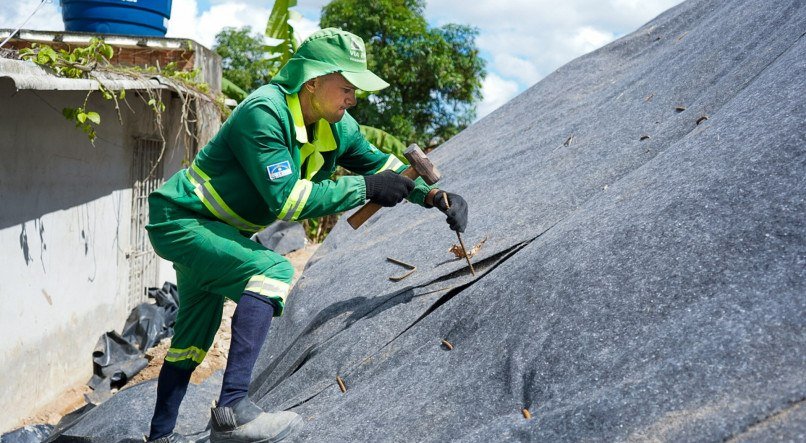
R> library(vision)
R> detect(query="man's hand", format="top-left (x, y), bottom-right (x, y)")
top-left (432, 190), bottom-right (468, 232)
top-left (364, 170), bottom-right (415, 207)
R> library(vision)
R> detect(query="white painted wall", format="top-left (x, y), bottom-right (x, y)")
top-left (0, 78), bottom-right (205, 431)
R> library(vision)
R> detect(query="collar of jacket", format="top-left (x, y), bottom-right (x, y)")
top-left (286, 93), bottom-right (337, 180)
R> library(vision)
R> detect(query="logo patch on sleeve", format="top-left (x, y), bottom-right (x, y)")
top-left (267, 161), bottom-right (292, 180)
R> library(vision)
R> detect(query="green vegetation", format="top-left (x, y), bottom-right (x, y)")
top-left (20, 38), bottom-right (122, 143)
top-left (214, 27), bottom-right (279, 95)
top-left (19, 38), bottom-right (223, 147)
top-left (321, 0), bottom-right (486, 147)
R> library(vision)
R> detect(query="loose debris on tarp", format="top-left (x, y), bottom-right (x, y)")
top-left (522, 408), bottom-right (532, 420)
top-left (448, 236), bottom-right (488, 260)
top-left (336, 376), bottom-right (347, 393)
top-left (440, 339), bottom-right (454, 350)
top-left (563, 134), bottom-right (574, 147)
top-left (387, 257), bottom-right (416, 281)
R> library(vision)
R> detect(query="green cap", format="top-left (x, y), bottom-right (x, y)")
top-left (271, 28), bottom-right (390, 94)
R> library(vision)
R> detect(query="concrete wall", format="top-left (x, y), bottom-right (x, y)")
top-left (0, 78), bottom-right (209, 431)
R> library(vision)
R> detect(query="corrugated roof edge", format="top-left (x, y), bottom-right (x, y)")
top-left (0, 58), bottom-right (209, 95)
top-left (0, 29), bottom-right (190, 50)
top-left (0, 29), bottom-right (222, 94)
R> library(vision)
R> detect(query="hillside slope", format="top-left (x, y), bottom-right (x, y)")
top-left (52, 0), bottom-right (805, 441)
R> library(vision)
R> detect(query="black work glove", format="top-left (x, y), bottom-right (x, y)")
top-left (433, 190), bottom-right (468, 232)
top-left (364, 170), bottom-right (416, 207)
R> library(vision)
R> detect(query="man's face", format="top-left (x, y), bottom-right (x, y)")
top-left (310, 73), bottom-right (358, 123)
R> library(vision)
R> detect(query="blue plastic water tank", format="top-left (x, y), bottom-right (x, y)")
top-left (61, 0), bottom-right (173, 37)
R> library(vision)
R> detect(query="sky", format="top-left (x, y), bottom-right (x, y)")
top-left (1, 0), bottom-right (683, 118)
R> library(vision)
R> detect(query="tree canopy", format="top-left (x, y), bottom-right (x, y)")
top-left (320, 0), bottom-right (486, 147)
top-left (213, 27), bottom-right (279, 94)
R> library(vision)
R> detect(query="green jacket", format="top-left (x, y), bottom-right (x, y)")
top-left (152, 84), bottom-right (432, 233)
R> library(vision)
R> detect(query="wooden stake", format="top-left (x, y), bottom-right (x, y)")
top-left (336, 375), bottom-right (347, 393)
top-left (443, 193), bottom-right (475, 276)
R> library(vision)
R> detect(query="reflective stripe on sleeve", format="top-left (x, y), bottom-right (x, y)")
top-left (186, 163), bottom-right (265, 233)
top-left (277, 179), bottom-right (313, 221)
top-left (375, 155), bottom-right (405, 173)
top-left (165, 346), bottom-right (207, 364)
top-left (245, 275), bottom-right (291, 304)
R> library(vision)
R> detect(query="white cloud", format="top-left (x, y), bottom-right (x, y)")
top-left (492, 53), bottom-right (542, 87)
top-left (477, 73), bottom-right (520, 118)
top-left (164, 0), bottom-right (202, 42)
top-left (426, 0), bottom-right (683, 98)
top-left (168, 1), bottom-right (272, 48)
top-left (570, 26), bottom-right (615, 53)
top-left (166, 1), bottom-right (318, 49)
top-left (0, 1), bottom-right (64, 33)
top-left (290, 15), bottom-right (319, 43)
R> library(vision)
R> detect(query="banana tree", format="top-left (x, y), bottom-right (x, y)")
top-left (264, 0), bottom-right (300, 67)
top-left (359, 125), bottom-right (407, 163)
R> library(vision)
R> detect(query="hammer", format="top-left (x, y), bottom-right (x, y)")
top-left (347, 143), bottom-right (441, 229)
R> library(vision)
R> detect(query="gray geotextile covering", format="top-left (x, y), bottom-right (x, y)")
top-left (253, 221), bottom-right (308, 255)
top-left (47, 372), bottom-right (222, 442)
top-left (49, 0), bottom-right (805, 441)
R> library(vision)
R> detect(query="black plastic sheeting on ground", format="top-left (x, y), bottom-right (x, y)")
top-left (0, 425), bottom-right (54, 443)
top-left (84, 283), bottom-right (180, 405)
top-left (253, 221), bottom-right (308, 256)
top-left (86, 331), bottom-right (149, 404)
top-left (46, 373), bottom-right (223, 443)
top-left (45, 0), bottom-right (806, 441)
top-left (122, 283), bottom-right (180, 351)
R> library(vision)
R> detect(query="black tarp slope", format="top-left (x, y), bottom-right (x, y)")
top-left (51, 0), bottom-right (805, 441)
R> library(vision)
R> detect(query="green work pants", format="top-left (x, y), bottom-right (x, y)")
top-left (146, 195), bottom-right (294, 370)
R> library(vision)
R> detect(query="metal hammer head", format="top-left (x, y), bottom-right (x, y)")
top-left (403, 144), bottom-right (441, 185)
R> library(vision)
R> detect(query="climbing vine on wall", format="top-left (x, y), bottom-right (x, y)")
top-left (19, 37), bottom-right (228, 170)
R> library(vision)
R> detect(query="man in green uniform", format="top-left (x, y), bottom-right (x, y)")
top-left (145, 28), bottom-right (468, 443)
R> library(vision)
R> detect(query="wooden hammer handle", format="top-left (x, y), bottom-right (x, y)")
top-left (347, 167), bottom-right (419, 229)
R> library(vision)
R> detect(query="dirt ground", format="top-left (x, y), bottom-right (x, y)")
top-left (15, 243), bottom-right (320, 430)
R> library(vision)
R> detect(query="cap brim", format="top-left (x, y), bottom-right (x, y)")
top-left (341, 70), bottom-right (390, 92)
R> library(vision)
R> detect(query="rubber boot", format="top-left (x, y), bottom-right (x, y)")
top-left (209, 397), bottom-right (303, 443)
top-left (148, 432), bottom-right (193, 443)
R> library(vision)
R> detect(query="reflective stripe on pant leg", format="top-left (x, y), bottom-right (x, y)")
top-left (165, 346), bottom-right (207, 365)
top-left (243, 252), bottom-right (294, 316)
top-left (245, 275), bottom-right (291, 314)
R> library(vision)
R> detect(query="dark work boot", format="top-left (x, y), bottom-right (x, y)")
top-left (209, 397), bottom-right (303, 443)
